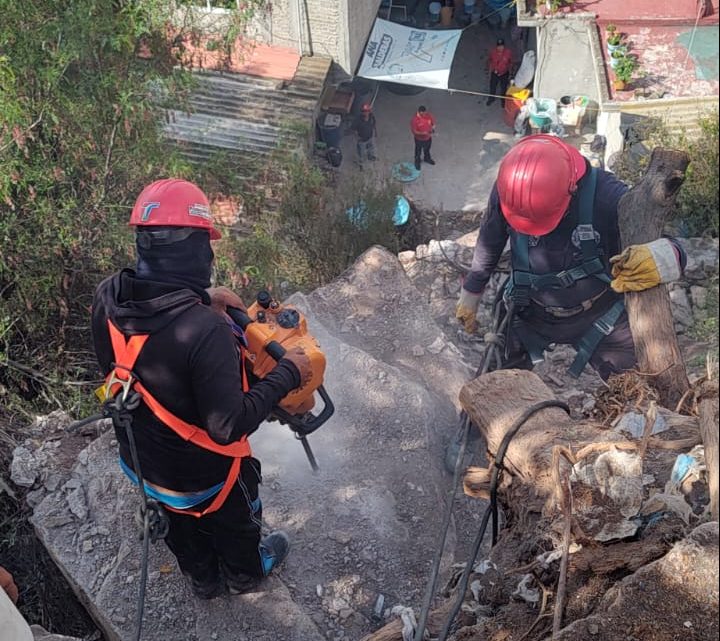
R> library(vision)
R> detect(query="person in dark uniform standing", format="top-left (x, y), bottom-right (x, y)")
top-left (353, 102), bottom-right (378, 168)
top-left (455, 134), bottom-right (686, 381)
top-left (92, 179), bottom-right (312, 599)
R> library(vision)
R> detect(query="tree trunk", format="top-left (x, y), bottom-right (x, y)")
top-left (698, 379), bottom-right (719, 520)
top-left (617, 148), bottom-right (691, 408)
top-left (458, 369), bottom-right (626, 512)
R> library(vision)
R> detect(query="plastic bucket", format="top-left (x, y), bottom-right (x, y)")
top-left (504, 86), bottom-right (531, 128)
top-left (528, 98), bottom-right (556, 127)
top-left (429, 2), bottom-right (442, 22)
top-left (464, 0), bottom-right (476, 14)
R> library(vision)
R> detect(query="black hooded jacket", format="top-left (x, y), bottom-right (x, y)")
top-left (92, 269), bottom-right (300, 492)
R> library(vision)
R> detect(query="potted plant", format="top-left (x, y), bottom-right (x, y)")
top-left (607, 32), bottom-right (624, 53)
top-left (613, 56), bottom-right (638, 90)
top-left (610, 48), bottom-right (626, 69)
top-left (606, 23), bottom-right (617, 35)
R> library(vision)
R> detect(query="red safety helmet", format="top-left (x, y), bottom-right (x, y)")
top-left (361, 103), bottom-right (373, 113)
top-left (496, 135), bottom-right (587, 236)
top-left (129, 179), bottom-right (221, 240)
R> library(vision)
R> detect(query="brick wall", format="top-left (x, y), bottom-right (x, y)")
top-left (249, 0), bottom-right (381, 74)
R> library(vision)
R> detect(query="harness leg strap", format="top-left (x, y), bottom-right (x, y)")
top-left (568, 300), bottom-right (625, 378)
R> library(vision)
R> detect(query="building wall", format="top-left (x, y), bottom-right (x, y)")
top-left (249, 0), bottom-right (381, 74)
top-left (341, 0), bottom-right (383, 75)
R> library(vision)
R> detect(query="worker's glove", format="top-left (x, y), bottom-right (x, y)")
top-left (283, 346), bottom-right (313, 389)
top-left (610, 239), bottom-right (682, 293)
top-left (455, 289), bottom-right (482, 334)
top-left (207, 286), bottom-right (246, 317)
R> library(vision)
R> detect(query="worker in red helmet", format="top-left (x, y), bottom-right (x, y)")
top-left (91, 179), bottom-right (311, 599)
top-left (455, 135), bottom-right (686, 380)
top-left (353, 102), bottom-right (378, 168)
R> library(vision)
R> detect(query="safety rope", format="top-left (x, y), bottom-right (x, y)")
top-left (101, 379), bottom-right (169, 641)
top-left (436, 400), bottom-right (570, 641)
top-left (413, 293), bottom-right (513, 641)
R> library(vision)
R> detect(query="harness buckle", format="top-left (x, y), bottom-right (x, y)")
top-left (593, 316), bottom-right (616, 336)
top-left (555, 270), bottom-right (575, 288)
top-left (105, 364), bottom-right (141, 410)
top-left (576, 224), bottom-right (596, 242)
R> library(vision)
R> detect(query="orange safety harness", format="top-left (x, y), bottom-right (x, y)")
top-left (105, 320), bottom-right (251, 518)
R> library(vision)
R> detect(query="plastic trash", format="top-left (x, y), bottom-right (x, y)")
top-left (668, 445), bottom-right (706, 489)
top-left (613, 410), bottom-right (669, 438)
top-left (527, 97), bottom-right (557, 127)
top-left (512, 50), bottom-right (536, 89)
top-left (513, 574), bottom-right (540, 604)
top-left (391, 605), bottom-right (418, 641)
top-left (346, 195), bottom-right (409, 228)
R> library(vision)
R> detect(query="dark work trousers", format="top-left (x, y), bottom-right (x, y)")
top-left (489, 72), bottom-right (510, 104)
top-left (164, 456), bottom-right (264, 584)
top-left (414, 138), bottom-right (433, 164)
top-left (495, 303), bottom-right (637, 381)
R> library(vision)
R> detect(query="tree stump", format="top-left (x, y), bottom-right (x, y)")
top-left (617, 148), bottom-right (690, 408)
top-left (698, 378), bottom-right (719, 520)
top-left (458, 369), bottom-right (628, 512)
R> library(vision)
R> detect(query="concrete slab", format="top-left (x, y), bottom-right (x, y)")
top-left (534, 20), bottom-right (601, 103)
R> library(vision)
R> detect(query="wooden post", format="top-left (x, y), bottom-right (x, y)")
top-left (617, 148), bottom-right (691, 408)
top-left (698, 377), bottom-right (719, 520)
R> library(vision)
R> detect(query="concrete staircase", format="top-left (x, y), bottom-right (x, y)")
top-left (163, 56), bottom-right (332, 164)
top-left (619, 95), bottom-right (719, 139)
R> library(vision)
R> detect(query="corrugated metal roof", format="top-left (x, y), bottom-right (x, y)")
top-left (163, 56), bottom-right (332, 163)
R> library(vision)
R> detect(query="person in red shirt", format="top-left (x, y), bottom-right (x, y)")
top-left (411, 105), bottom-right (436, 171)
top-left (486, 38), bottom-right (514, 106)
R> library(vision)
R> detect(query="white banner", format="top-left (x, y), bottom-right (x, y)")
top-left (358, 19), bottom-right (462, 90)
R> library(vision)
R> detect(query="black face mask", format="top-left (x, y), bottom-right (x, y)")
top-left (135, 229), bottom-right (214, 296)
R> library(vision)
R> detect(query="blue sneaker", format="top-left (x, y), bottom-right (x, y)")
top-left (259, 530), bottom-right (290, 576)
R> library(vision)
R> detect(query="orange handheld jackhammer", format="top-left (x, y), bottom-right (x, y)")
top-left (227, 291), bottom-right (334, 472)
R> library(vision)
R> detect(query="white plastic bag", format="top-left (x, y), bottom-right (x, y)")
top-left (512, 50), bottom-right (536, 89)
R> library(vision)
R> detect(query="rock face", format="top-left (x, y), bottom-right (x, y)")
top-left (28, 247), bottom-right (475, 641)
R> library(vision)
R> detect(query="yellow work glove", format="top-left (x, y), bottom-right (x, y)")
top-left (610, 238), bottom-right (682, 293)
top-left (456, 289), bottom-right (482, 333)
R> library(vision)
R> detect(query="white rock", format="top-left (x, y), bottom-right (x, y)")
top-left (67, 486), bottom-right (88, 521)
top-left (10, 446), bottom-right (39, 488)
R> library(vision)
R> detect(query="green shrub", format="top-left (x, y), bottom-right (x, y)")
top-left (611, 112), bottom-right (719, 238)
top-left (0, 0), bottom-right (263, 416)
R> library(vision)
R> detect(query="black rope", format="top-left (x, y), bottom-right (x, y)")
top-left (413, 296), bottom-right (512, 641)
top-left (437, 399), bottom-right (570, 641)
top-left (412, 413), bottom-right (471, 641)
top-left (105, 387), bottom-right (168, 641)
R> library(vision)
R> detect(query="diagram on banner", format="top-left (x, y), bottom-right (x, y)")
top-left (359, 18), bottom-right (463, 90)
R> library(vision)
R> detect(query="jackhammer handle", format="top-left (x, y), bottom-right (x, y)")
top-left (226, 308), bottom-right (287, 361)
top-left (280, 385), bottom-right (334, 437)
